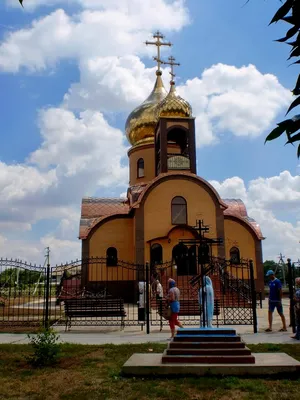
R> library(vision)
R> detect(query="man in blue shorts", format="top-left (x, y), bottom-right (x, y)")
top-left (265, 270), bottom-right (287, 332)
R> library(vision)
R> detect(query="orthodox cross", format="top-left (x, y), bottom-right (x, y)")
top-left (145, 31), bottom-right (172, 73)
top-left (162, 55), bottom-right (180, 82)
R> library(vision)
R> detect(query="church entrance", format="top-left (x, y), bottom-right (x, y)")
top-left (172, 243), bottom-right (198, 276)
top-left (150, 243), bottom-right (163, 267)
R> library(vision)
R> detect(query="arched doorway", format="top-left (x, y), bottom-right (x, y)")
top-left (150, 243), bottom-right (163, 266)
top-left (150, 243), bottom-right (163, 281)
top-left (172, 243), bottom-right (189, 276)
top-left (230, 247), bottom-right (240, 264)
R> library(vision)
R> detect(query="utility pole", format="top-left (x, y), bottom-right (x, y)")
top-left (276, 253), bottom-right (287, 287)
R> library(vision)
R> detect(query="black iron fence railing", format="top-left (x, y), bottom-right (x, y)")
top-left (0, 256), bottom-right (269, 334)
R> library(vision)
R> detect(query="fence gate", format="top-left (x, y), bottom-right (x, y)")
top-left (0, 258), bottom-right (46, 330)
top-left (149, 257), bottom-right (257, 332)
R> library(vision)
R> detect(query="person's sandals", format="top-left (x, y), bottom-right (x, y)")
top-left (279, 328), bottom-right (287, 332)
top-left (265, 328), bottom-right (272, 332)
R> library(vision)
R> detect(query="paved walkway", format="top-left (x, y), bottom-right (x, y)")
top-left (0, 299), bottom-right (298, 345)
top-left (0, 328), bottom-right (298, 345)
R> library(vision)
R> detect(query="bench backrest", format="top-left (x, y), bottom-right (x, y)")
top-left (64, 298), bottom-right (124, 311)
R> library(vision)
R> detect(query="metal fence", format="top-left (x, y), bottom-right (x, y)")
top-left (0, 258), bottom-right (46, 330)
top-left (148, 257), bottom-right (257, 332)
top-left (0, 255), bottom-right (264, 333)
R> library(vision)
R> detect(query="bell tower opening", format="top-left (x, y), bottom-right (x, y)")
top-left (167, 127), bottom-right (187, 153)
top-left (154, 56), bottom-right (196, 176)
top-left (155, 120), bottom-right (196, 175)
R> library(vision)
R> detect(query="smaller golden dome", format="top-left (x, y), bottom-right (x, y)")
top-left (125, 72), bottom-right (167, 146)
top-left (158, 82), bottom-right (192, 118)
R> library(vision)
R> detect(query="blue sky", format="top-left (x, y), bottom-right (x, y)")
top-left (0, 0), bottom-right (299, 264)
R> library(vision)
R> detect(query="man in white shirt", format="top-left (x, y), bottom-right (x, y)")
top-left (156, 279), bottom-right (163, 299)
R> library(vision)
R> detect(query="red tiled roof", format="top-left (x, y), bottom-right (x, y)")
top-left (79, 197), bottom-right (130, 239)
top-left (222, 199), bottom-right (264, 240)
top-left (78, 177), bottom-right (263, 241)
top-left (223, 199), bottom-right (248, 218)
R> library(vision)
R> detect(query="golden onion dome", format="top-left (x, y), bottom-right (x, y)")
top-left (125, 71), bottom-right (167, 146)
top-left (157, 81), bottom-right (192, 118)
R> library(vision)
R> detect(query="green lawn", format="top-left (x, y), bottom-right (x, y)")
top-left (0, 343), bottom-right (300, 400)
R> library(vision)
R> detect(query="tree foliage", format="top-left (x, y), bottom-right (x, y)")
top-left (264, 0), bottom-right (300, 157)
top-left (0, 268), bottom-right (43, 287)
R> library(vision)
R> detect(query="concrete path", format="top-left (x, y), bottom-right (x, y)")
top-left (0, 327), bottom-right (298, 346)
top-left (0, 298), bottom-right (298, 345)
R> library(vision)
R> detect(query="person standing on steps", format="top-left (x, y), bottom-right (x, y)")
top-left (166, 278), bottom-right (183, 339)
top-left (265, 270), bottom-right (287, 332)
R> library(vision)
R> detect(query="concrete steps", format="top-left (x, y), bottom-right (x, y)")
top-left (170, 341), bottom-right (245, 349)
top-left (162, 328), bottom-right (255, 364)
top-left (166, 348), bottom-right (252, 356)
top-left (173, 334), bottom-right (241, 342)
top-left (162, 354), bottom-right (255, 364)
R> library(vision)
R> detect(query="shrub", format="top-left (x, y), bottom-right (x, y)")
top-left (27, 328), bottom-right (61, 367)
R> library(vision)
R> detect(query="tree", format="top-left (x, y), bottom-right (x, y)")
top-left (263, 260), bottom-right (279, 284)
top-left (264, 1), bottom-right (300, 158)
top-left (0, 268), bottom-right (43, 287)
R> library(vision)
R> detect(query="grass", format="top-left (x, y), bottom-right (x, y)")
top-left (0, 343), bottom-right (300, 400)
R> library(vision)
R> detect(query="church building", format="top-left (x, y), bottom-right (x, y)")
top-left (79, 32), bottom-right (265, 293)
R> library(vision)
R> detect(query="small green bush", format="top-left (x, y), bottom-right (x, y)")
top-left (27, 328), bottom-right (60, 367)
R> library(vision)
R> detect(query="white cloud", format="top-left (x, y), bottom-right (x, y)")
top-left (0, 1), bottom-right (295, 264)
top-left (209, 173), bottom-right (300, 261)
top-left (7, 0), bottom-right (189, 18)
top-left (248, 171), bottom-right (300, 211)
top-left (0, 0), bottom-right (189, 263)
top-left (65, 62), bottom-right (290, 147)
top-left (0, 234), bottom-right (80, 265)
top-left (1, 2), bottom-right (188, 72)
top-left (178, 64), bottom-right (291, 147)
top-left (30, 108), bottom-right (128, 183)
top-left (0, 108), bottom-right (128, 262)
top-left (40, 235), bottom-right (80, 264)
top-left (209, 177), bottom-right (247, 201)
top-left (6, 0), bottom-right (67, 10)
top-left (64, 56), bottom-right (158, 112)
top-left (0, 5), bottom-right (289, 147)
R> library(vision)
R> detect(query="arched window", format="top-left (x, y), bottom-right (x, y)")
top-left (230, 247), bottom-right (240, 265)
top-left (172, 243), bottom-right (189, 276)
top-left (106, 247), bottom-right (118, 266)
top-left (171, 196), bottom-right (187, 225)
top-left (137, 158), bottom-right (144, 178)
top-left (150, 243), bottom-right (163, 266)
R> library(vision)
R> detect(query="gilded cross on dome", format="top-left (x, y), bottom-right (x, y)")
top-left (162, 55), bottom-right (180, 83)
top-left (145, 31), bottom-right (172, 74)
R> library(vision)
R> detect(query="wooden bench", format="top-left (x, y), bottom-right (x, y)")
top-left (64, 298), bottom-right (126, 331)
top-left (157, 298), bottom-right (220, 330)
